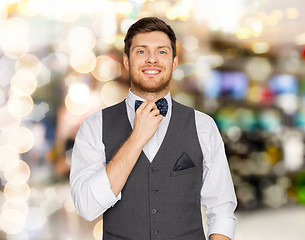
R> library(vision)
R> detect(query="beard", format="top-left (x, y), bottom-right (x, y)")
top-left (129, 64), bottom-right (173, 93)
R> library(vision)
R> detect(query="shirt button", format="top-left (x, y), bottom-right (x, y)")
top-left (152, 209), bottom-right (157, 214)
top-left (152, 230), bottom-right (158, 235)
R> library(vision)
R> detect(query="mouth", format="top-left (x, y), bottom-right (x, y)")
top-left (142, 68), bottom-right (161, 76)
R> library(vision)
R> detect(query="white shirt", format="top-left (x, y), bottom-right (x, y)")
top-left (70, 89), bottom-right (237, 239)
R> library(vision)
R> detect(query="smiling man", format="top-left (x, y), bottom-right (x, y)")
top-left (70, 17), bottom-right (237, 240)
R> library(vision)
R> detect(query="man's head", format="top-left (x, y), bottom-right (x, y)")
top-left (123, 17), bottom-right (178, 98)
top-left (124, 17), bottom-right (177, 59)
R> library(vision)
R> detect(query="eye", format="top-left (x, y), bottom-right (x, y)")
top-left (137, 50), bottom-right (145, 54)
top-left (159, 50), bottom-right (167, 55)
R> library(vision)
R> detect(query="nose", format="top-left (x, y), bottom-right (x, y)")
top-left (145, 52), bottom-right (158, 65)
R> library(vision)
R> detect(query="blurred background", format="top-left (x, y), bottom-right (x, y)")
top-left (0, 0), bottom-right (305, 239)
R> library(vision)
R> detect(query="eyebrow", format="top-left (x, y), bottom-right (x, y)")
top-left (132, 45), bottom-right (171, 51)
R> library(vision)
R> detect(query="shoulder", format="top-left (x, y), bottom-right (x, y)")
top-left (194, 109), bottom-right (219, 135)
top-left (194, 109), bottom-right (215, 125)
top-left (194, 110), bottom-right (224, 154)
top-left (81, 110), bottom-right (103, 131)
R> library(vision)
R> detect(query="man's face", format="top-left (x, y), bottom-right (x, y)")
top-left (123, 31), bottom-right (178, 94)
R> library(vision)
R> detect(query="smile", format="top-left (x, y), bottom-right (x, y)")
top-left (142, 69), bottom-right (161, 75)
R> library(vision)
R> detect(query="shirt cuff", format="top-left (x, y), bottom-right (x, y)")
top-left (89, 167), bottom-right (121, 209)
top-left (208, 217), bottom-right (237, 240)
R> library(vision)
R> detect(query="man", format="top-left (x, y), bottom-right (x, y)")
top-left (70, 17), bottom-right (237, 240)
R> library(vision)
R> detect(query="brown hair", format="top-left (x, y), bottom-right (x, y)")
top-left (124, 17), bottom-right (177, 58)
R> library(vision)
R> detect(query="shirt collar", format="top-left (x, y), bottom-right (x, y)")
top-left (126, 88), bottom-right (172, 113)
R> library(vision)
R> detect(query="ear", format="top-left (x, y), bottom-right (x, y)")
top-left (123, 53), bottom-right (130, 72)
top-left (172, 55), bottom-right (178, 71)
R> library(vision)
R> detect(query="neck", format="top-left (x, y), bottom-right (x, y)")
top-left (131, 87), bottom-right (169, 101)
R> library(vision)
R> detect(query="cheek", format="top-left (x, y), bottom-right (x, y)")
top-left (129, 59), bottom-right (141, 69)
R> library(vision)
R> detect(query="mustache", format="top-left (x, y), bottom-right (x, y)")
top-left (139, 64), bottom-right (164, 69)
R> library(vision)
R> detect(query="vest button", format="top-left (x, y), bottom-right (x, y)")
top-left (151, 189), bottom-right (158, 194)
top-left (152, 230), bottom-right (158, 235)
top-left (151, 209), bottom-right (157, 214)
top-left (151, 167), bottom-right (158, 172)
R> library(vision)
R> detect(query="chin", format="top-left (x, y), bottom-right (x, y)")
top-left (138, 82), bottom-right (170, 93)
top-left (130, 73), bottom-right (171, 93)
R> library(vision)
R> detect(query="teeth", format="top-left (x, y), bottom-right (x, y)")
top-left (144, 70), bottom-right (159, 74)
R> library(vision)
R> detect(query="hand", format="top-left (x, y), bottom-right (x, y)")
top-left (131, 100), bottom-right (163, 147)
top-left (210, 234), bottom-right (231, 240)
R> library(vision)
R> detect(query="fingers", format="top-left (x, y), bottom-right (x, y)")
top-left (136, 100), bottom-right (160, 116)
top-left (132, 100), bottom-right (163, 146)
top-left (155, 114), bottom-right (163, 123)
top-left (150, 108), bottom-right (160, 117)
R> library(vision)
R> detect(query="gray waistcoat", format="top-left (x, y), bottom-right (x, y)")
top-left (102, 99), bottom-right (205, 240)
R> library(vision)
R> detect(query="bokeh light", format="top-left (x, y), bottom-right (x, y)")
top-left (7, 95), bottom-right (34, 118)
top-left (2, 199), bottom-right (29, 217)
top-left (4, 159), bottom-right (31, 183)
top-left (116, 1), bottom-right (133, 15)
top-left (245, 57), bottom-right (272, 81)
top-left (100, 81), bottom-right (126, 106)
top-left (251, 20), bottom-right (263, 37)
top-left (183, 35), bottom-right (198, 52)
top-left (65, 94), bottom-right (91, 116)
top-left (285, 8), bottom-right (299, 19)
top-left (4, 182), bottom-right (31, 201)
top-left (0, 144), bottom-right (19, 170)
top-left (275, 94), bottom-right (298, 115)
top-left (283, 131), bottom-right (304, 171)
top-left (68, 27), bottom-right (96, 51)
top-left (295, 32), bottom-right (305, 45)
top-left (252, 42), bottom-right (270, 54)
top-left (0, 106), bottom-right (21, 132)
top-left (91, 55), bottom-right (121, 82)
top-left (37, 64), bottom-right (51, 87)
top-left (70, 49), bottom-right (96, 73)
top-left (15, 54), bottom-right (42, 76)
top-left (0, 17), bottom-right (29, 58)
top-left (0, 209), bottom-right (26, 234)
top-left (68, 82), bottom-right (90, 104)
top-left (11, 70), bottom-right (37, 96)
top-left (18, 0), bottom-right (41, 16)
top-left (7, 126), bottom-right (35, 153)
top-left (0, 17), bottom-right (29, 40)
top-left (236, 27), bottom-right (252, 39)
top-left (3, 39), bottom-right (29, 59)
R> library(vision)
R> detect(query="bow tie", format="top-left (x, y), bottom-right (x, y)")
top-left (135, 98), bottom-right (168, 117)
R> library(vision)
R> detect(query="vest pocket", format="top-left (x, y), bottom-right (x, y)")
top-left (170, 227), bottom-right (205, 239)
top-left (171, 166), bottom-right (196, 177)
top-left (104, 230), bottom-right (132, 240)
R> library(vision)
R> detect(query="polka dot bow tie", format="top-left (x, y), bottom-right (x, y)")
top-left (135, 98), bottom-right (168, 117)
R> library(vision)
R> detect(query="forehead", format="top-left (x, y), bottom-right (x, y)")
top-left (131, 31), bottom-right (172, 49)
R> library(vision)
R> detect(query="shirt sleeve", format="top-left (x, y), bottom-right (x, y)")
top-left (70, 111), bottom-right (121, 221)
top-left (195, 110), bottom-right (237, 240)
